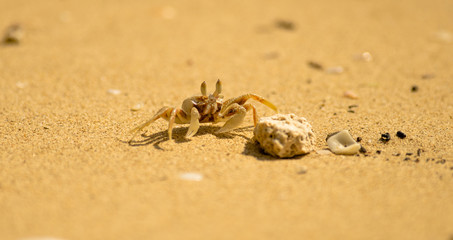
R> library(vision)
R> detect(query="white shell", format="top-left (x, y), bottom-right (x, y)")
top-left (326, 130), bottom-right (361, 155)
top-left (179, 172), bottom-right (203, 181)
top-left (254, 114), bottom-right (315, 158)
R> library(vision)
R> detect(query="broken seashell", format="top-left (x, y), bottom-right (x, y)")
top-left (326, 130), bottom-right (361, 155)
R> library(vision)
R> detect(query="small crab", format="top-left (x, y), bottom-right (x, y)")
top-left (129, 80), bottom-right (278, 141)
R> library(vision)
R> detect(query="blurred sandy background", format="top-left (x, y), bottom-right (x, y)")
top-left (1, 0), bottom-right (453, 239)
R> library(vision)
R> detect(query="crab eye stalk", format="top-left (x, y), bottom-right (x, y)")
top-left (213, 79), bottom-right (222, 97)
top-left (201, 81), bottom-right (207, 96)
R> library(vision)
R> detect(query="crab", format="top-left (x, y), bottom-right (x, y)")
top-left (129, 80), bottom-right (278, 141)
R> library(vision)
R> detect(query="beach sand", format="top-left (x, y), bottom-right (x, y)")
top-left (1, 0), bottom-right (453, 239)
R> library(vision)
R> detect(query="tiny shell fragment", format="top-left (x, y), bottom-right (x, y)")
top-left (326, 130), bottom-right (361, 155)
top-left (107, 89), bottom-right (121, 95)
top-left (131, 103), bottom-right (143, 111)
top-left (254, 114), bottom-right (315, 158)
top-left (343, 90), bottom-right (358, 99)
top-left (179, 172), bottom-right (203, 181)
top-left (354, 52), bottom-right (373, 62)
top-left (325, 66), bottom-right (344, 74)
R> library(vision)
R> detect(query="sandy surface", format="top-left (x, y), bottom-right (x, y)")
top-left (1, 0), bottom-right (453, 239)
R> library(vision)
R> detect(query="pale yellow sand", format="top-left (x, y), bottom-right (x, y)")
top-left (1, 0), bottom-right (453, 239)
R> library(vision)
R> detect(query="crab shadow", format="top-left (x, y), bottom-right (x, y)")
top-left (126, 125), bottom-right (253, 150)
top-left (242, 140), bottom-right (309, 161)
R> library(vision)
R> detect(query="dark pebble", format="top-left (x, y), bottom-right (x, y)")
top-left (396, 131), bottom-right (406, 139)
top-left (380, 133), bottom-right (391, 142)
top-left (376, 150), bottom-right (381, 154)
top-left (393, 153), bottom-right (401, 156)
top-left (414, 158), bottom-right (420, 163)
top-left (406, 152), bottom-right (413, 156)
top-left (308, 61), bottom-right (324, 70)
top-left (275, 20), bottom-right (296, 30)
top-left (403, 157), bottom-right (411, 161)
top-left (411, 85), bottom-right (419, 92)
top-left (356, 137), bottom-right (362, 142)
top-left (359, 145), bottom-right (367, 153)
top-left (417, 149), bottom-right (423, 156)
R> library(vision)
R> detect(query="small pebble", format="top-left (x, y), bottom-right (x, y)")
top-left (179, 172), bottom-right (203, 181)
top-left (411, 85), bottom-right (419, 92)
top-left (275, 20), bottom-right (295, 30)
top-left (359, 146), bottom-right (367, 153)
top-left (376, 150), bottom-right (381, 154)
top-left (2, 24), bottom-right (23, 45)
top-left (131, 103), bottom-right (143, 111)
top-left (343, 91), bottom-right (358, 99)
top-left (307, 61), bottom-right (323, 70)
top-left (406, 152), bottom-right (413, 156)
top-left (403, 157), bottom-right (411, 161)
top-left (297, 166), bottom-right (308, 174)
top-left (396, 131), bottom-right (406, 139)
top-left (325, 66), bottom-right (344, 74)
top-left (417, 149), bottom-right (423, 156)
top-left (107, 89), bottom-right (121, 95)
top-left (356, 137), bottom-right (362, 142)
top-left (355, 52), bottom-right (373, 62)
top-left (380, 133), bottom-right (391, 142)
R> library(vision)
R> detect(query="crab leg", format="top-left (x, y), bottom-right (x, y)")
top-left (186, 107), bottom-right (201, 137)
top-left (223, 94), bottom-right (278, 113)
top-left (243, 103), bottom-right (258, 126)
top-left (129, 107), bottom-right (171, 141)
top-left (167, 108), bottom-right (177, 140)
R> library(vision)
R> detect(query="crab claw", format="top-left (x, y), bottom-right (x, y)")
top-left (186, 107), bottom-right (200, 137)
top-left (216, 105), bottom-right (246, 133)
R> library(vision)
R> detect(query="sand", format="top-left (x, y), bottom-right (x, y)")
top-left (1, 0), bottom-right (453, 239)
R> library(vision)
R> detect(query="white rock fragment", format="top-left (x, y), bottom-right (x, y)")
top-left (254, 114), bottom-right (316, 158)
top-left (354, 52), bottom-right (373, 62)
top-left (326, 130), bottom-right (361, 155)
top-left (131, 103), bottom-right (143, 111)
top-left (179, 172), bottom-right (203, 181)
top-left (325, 66), bottom-right (344, 74)
top-left (107, 89), bottom-right (121, 95)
